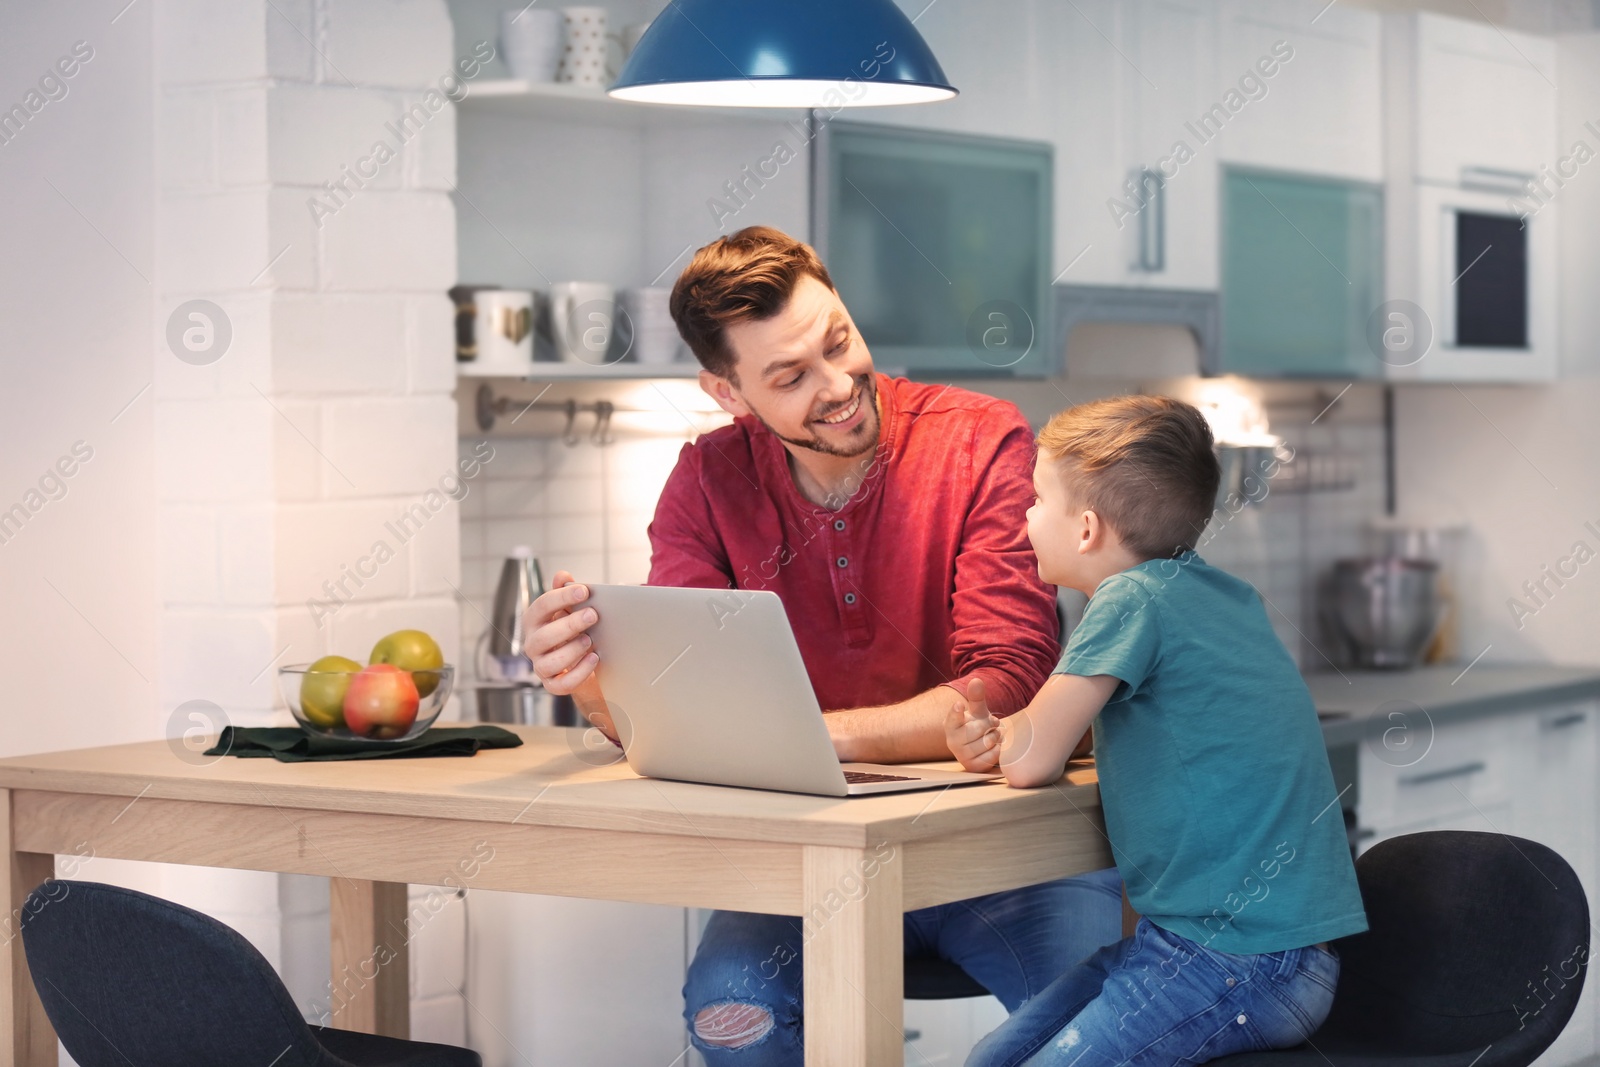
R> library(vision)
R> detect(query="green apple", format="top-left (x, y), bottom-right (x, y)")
top-left (369, 629), bottom-right (445, 697)
top-left (300, 655), bottom-right (361, 729)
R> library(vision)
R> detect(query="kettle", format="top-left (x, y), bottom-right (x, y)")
top-left (487, 545), bottom-right (543, 681)
top-left (472, 547), bottom-right (578, 726)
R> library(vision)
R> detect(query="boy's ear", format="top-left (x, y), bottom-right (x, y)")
top-left (698, 369), bottom-right (750, 418)
top-left (1077, 508), bottom-right (1101, 555)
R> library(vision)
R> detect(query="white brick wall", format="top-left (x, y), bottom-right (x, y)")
top-left (153, 0), bottom-right (468, 1041)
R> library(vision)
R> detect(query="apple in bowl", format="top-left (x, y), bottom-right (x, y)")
top-left (343, 664), bottom-right (420, 740)
top-left (280, 639), bottom-right (454, 742)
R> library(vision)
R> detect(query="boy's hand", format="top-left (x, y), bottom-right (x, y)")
top-left (945, 677), bottom-right (1004, 772)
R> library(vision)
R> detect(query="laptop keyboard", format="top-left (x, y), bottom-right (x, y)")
top-left (844, 771), bottom-right (919, 784)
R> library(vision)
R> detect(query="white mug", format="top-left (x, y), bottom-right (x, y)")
top-left (557, 7), bottom-right (609, 88)
top-left (550, 281), bottom-right (617, 365)
top-left (500, 8), bottom-right (563, 83)
top-left (471, 289), bottom-right (536, 371)
top-left (623, 20), bottom-right (651, 57)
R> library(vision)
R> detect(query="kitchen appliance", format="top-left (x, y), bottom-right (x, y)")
top-left (584, 584), bottom-right (1003, 796)
top-left (1402, 178), bottom-right (1555, 380)
top-left (1364, 519), bottom-right (1465, 664)
top-left (1328, 557), bottom-right (1444, 670)
top-left (499, 7), bottom-right (562, 82)
top-left (470, 547), bottom-right (577, 726)
top-left (549, 281), bottom-right (617, 365)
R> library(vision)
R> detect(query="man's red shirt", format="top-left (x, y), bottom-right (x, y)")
top-left (646, 374), bottom-right (1059, 716)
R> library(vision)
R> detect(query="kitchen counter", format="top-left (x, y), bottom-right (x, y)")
top-left (1306, 663), bottom-right (1600, 748)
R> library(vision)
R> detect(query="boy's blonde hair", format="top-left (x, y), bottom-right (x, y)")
top-left (1036, 395), bottom-right (1221, 559)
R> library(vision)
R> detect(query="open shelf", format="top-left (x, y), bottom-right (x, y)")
top-left (457, 79), bottom-right (810, 129)
top-left (456, 361), bottom-right (700, 380)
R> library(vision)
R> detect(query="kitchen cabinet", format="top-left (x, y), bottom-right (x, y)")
top-left (813, 121), bottom-right (1055, 377)
top-left (1115, 0), bottom-right (1219, 291)
top-left (1381, 11), bottom-right (1559, 384)
top-left (1358, 700), bottom-right (1600, 1065)
top-left (1213, 2), bottom-right (1383, 183)
top-left (465, 892), bottom-right (699, 1067)
top-left (1516, 704), bottom-right (1598, 1065)
top-left (1412, 13), bottom-right (1557, 186)
top-left (913, 0), bottom-right (1219, 294)
top-left (1219, 167), bottom-right (1385, 377)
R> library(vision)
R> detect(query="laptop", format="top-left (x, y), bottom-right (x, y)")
top-left (583, 584), bottom-right (1005, 797)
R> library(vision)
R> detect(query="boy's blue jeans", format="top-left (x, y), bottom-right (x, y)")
top-left (966, 917), bottom-right (1339, 1067)
top-left (682, 867), bottom-right (1125, 1065)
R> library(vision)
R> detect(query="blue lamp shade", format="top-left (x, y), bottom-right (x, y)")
top-left (608, 0), bottom-right (957, 108)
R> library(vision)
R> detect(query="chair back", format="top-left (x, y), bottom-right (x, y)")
top-left (1322, 830), bottom-right (1589, 1063)
top-left (21, 880), bottom-right (337, 1067)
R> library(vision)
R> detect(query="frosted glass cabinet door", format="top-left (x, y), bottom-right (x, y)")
top-left (814, 122), bottom-right (1053, 377)
top-left (1219, 168), bottom-right (1384, 377)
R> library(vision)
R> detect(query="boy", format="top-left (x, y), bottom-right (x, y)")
top-left (946, 395), bottom-right (1366, 1067)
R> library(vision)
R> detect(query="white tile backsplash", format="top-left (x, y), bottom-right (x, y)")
top-left (1199, 395), bottom-right (1389, 672)
top-left (459, 429), bottom-right (692, 679)
top-left (459, 382), bottom-right (1389, 680)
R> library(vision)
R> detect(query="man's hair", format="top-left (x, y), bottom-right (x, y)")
top-left (1036, 395), bottom-right (1221, 559)
top-left (669, 225), bottom-right (836, 381)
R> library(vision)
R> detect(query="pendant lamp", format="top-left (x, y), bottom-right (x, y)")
top-left (608, 0), bottom-right (957, 108)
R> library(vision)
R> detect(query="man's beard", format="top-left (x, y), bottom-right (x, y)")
top-left (749, 373), bottom-right (880, 459)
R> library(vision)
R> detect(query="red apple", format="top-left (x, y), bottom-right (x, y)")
top-left (342, 663), bottom-right (420, 739)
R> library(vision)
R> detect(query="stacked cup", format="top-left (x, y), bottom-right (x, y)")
top-left (617, 287), bottom-right (684, 365)
top-left (499, 8), bottom-right (563, 82)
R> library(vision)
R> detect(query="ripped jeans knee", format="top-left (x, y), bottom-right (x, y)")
top-left (693, 1001), bottom-right (775, 1049)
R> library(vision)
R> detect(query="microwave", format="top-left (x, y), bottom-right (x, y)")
top-left (1408, 180), bottom-right (1555, 380)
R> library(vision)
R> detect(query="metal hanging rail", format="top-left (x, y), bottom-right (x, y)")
top-left (475, 383), bottom-right (665, 443)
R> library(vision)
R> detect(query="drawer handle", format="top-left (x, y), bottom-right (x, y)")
top-left (1399, 761), bottom-right (1486, 787)
top-left (1545, 712), bottom-right (1588, 730)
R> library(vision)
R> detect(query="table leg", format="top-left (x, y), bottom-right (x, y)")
top-left (329, 879), bottom-right (410, 1039)
top-left (2, 789), bottom-right (56, 1067)
top-left (802, 843), bottom-right (903, 1067)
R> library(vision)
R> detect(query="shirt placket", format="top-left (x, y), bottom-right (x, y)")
top-left (827, 511), bottom-right (873, 643)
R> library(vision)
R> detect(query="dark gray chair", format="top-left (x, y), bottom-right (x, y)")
top-left (906, 952), bottom-right (991, 1000)
top-left (1216, 830), bottom-right (1589, 1067)
top-left (20, 880), bottom-right (480, 1067)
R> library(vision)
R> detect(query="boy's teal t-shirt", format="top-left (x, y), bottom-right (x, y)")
top-left (1057, 551), bottom-right (1368, 954)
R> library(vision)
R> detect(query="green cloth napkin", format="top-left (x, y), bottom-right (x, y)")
top-left (206, 725), bottom-right (523, 762)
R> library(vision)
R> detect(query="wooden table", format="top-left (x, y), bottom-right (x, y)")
top-left (0, 726), bottom-right (1110, 1067)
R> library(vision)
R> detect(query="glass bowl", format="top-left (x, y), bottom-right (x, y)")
top-left (278, 663), bottom-right (455, 742)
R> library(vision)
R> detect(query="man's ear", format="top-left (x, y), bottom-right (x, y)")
top-left (698, 369), bottom-right (750, 418)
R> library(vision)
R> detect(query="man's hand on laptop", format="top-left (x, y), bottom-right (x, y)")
top-left (945, 678), bottom-right (1003, 773)
top-left (523, 570), bottom-right (618, 745)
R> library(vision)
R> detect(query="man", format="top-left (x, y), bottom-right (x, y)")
top-left (524, 225), bottom-right (1121, 1064)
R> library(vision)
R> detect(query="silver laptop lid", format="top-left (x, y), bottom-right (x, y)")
top-left (584, 585), bottom-right (852, 796)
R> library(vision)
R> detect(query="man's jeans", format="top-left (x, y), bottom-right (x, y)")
top-left (966, 918), bottom-right (1340, 1067)
top-left (682, 867), bottom-right (1124, 1065)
